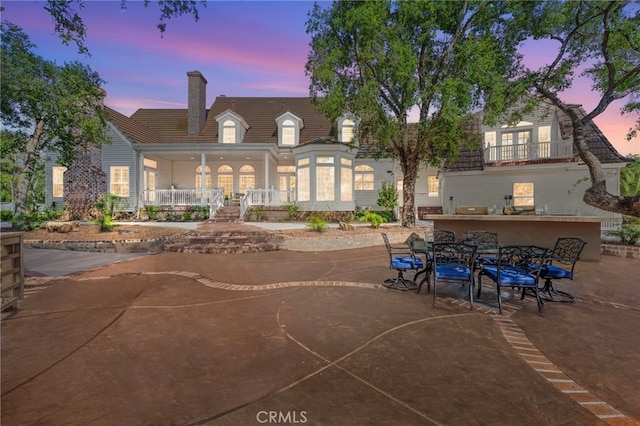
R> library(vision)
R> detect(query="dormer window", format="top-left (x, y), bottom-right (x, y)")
top-left (282, 120), bottom-right (296, 146)
top-left (338, 114), bottom-right (358, 144)
top-left (215, 110), bottom-right (249, 144)
top-left (222, 120), bottom-right (236, 144)
top-left (276, 112), bottom-right (303, 147)
top-left (341, 119), bottom-right (355, 143)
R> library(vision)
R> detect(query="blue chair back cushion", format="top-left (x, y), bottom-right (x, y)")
top-left (392, 257), bottom-right (423, 270)
top-left (482, 265), bottom-right (536, 287)
top-left (435, 263), bottom-right (471, 280)
top-left (541, 265), bottom-right (573, 280)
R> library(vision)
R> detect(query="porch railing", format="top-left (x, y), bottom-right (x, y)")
top-left (141, 188), bottom-right (225, 218)
top-left (240, 188), bottom-right (296, 219)
top-left (484, 140), bottom-right (574, 163)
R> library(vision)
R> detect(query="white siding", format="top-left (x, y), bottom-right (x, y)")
top-left (103, 126), bottom-right (137, 211)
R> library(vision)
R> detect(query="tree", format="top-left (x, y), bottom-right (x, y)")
top-left (0, 130), bottom-right (45, 207)
top-left (42, 0), bottom-right (206, 55)
top-left (306, 1), bottom-right (528, 226)
top-left (523, 1), bottom-right (640, 217)
top-left (0, 22), bottom-right (108, 215)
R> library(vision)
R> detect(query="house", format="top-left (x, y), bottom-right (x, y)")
top-left (45, 71), bottom-right (436, 219)
top-left (440, 101), bottom-right (629, 228)
top-left (44, 71), bottom-right (628, 226)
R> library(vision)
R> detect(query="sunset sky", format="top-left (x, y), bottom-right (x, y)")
top-left (2, 0), bottom-right (638, 155)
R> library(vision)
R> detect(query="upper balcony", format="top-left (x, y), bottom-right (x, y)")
top-left (483, 140), bottom-right (574, 164)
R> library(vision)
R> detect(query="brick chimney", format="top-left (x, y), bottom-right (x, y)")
top-left (187, 71), bottom-right (207, 135)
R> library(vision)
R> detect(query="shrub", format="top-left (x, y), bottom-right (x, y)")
top-left (361, 211), bottom-right (387, 228)
top-left (0, 210), bottom-right (12, 221)
top-left (183, 212), bottom-right (192, 221)
top-left (94, 194), bottom-right (122, 232)
top-left (144, 205), bottom-right (160, 220)
top-left (285, 203), bottom-right (300, 220)
top-left (12, 207), bottom-right (63, 231)
top-left (307, 214), bottom-right (327, 232)
top-left (195, 205), bottom-right (209, 220)
top-left (608, 223), bottom-right (640, 246)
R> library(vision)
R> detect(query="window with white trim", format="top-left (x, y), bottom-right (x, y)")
top-left (218, 165), bottom-right (233, 196)
top-left (297, 166), bottom-right (310, 202)
top-left (52, 166), bottom-right (67, 198)
top-left (513, 182), bottom-right (534, 206)
top-left (281, 119), bottom-right (296, 146)
top-left (427, 176), bottom-right (439, 197)
top-left (316, 156), bottom-right (335, 202)
top-left (484, 131), bottom-right (497, 161)
top-left (110, 166), bottom-right (129, 197)
top-left (239, 165), bottom-right (255, 194)
top-left (538, 126), bottom-right (551, 158)
top-left (340, 119), bottom-right (355, 143)
top-left (354, 165), bottom-right (374, 190)
top-left (195, 165), bottom-right (212, 189)
top-left (222, 120), bottom-right (236, 144)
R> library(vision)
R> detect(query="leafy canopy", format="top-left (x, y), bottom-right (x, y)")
top-left (1, 21), bottom-right (108, 166)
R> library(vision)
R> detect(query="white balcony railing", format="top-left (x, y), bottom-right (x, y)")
top-left (484, 141), bottom-right (574, 163)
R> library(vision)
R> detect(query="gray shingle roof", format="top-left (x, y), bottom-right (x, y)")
top-left (108, 97), bottom-right (336, 145)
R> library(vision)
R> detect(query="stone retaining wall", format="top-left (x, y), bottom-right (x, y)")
top-left (24, 235), bottom-right (181, 253)
top-left (600, 243), bottom-right (640, 259)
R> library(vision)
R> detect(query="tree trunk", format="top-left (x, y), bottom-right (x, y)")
top-left (572, 117), bottom-right (640, 217)
top-left (14, 121), bottom-right (44, 215)
top-left (401, 157), bottom-right (419, 227)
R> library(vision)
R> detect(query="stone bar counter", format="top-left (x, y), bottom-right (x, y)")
top-left (422, 214), bottom-right (603, 261)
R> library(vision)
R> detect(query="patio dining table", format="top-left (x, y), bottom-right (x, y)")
top-left (410, 240), bottom-right (500, 291)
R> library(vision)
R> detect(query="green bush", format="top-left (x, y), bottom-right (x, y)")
top-left (361, 211), bottom-right (387, 228)
top-left (608, 223), bottom-right (640, 246)
top-left (285, 203), bottom-right (300, 220)
top-left (1, 210), bottom-right (14, 221)
top-left (94, 194), bottom-right (122, 232)
top-left (12, 207), bottom-right (63, 231)
top-left (144, 205), bottom-right (160, 220)
top-left (196, 205), bottom-right (209, 220)
top-left (306, 214), bottom-right (328, 232)
top-left (183, 212), bottom-right (192, 221)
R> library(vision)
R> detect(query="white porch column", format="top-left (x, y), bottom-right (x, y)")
top-left (263, 152), bottom-right (270, 189)
top-left (200, 152), bottom-right (207, 204)
top-left (138, 152), bottom-right (144, 208)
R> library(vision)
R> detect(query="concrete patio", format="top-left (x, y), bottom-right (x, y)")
top-left (1, 240), bottom-right (639, 425)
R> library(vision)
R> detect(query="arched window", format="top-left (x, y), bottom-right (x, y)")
top-left (222, 120), bottom-right (236, 143)
top-left (239, 165), bottom-right (255, 194)
top-left (341, 119), bottom-right (355, 143)
top-left (195, 165), bottom-right (212, 189)
top-left (281, 119), bottom-right (296, 146)
top-left (218, 165), bottom-right (233, 195)
top-left (354, 165), bottom-right (374, 190)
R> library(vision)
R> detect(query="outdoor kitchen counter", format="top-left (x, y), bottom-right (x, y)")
top-left (422, 214), bottom-right (603, 261)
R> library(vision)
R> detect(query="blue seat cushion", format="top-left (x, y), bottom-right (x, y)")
top-left (392, 257), bottom-right (423, 270)
top-left (482, 266), bottom-right (536, 287)
top-left (435, 263), bottom-right (471, 281)
top-left (541, 265), bottom-right (573, 280)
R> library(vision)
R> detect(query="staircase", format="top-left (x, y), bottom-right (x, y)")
top-left (163, 221), bottom-right (282, 254)
top-left (213, 206), bottom-right (241, 222)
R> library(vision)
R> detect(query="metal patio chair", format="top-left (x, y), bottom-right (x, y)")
top-left (539, 237), bottom-right (587, 302)
top-left (381, 233), bottom-right (424, 291)
top-left (431, 242), bottom-right (478, 309)
top-left (477, 245), bottom-right (549, 315)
